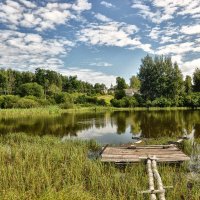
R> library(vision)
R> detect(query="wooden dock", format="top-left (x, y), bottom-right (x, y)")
top-left (100, 145), bottom-right (190, 163)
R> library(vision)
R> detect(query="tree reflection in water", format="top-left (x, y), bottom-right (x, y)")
top-left (0, 110), bottom-right (199, 141)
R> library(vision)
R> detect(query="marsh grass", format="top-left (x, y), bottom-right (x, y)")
top-left (0, 106), bottom-right (62, 119)
top-left (0, 106), bottom-right (199, 119)
top-left (0, 133), bottom-right (199, 200)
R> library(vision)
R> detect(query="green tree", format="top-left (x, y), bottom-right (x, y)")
top-left (0, 69), bottom-right (7, 94)
top-left (130, 75), bottom-right (141, 90)
top-left (94, 83), bottom-right (106, 94)
top-left (138, 55), bottom-right (183, 100)
top-left (184, 75), bottom-right (192, 94)
top-left (114, 77), bottom-right (127, 100)
top-left (193, 68), bottom-right (200, 92)
top-left (18, 82), bottom-right (44, 98)
top-left (116, 77), bottom-right (127, 90)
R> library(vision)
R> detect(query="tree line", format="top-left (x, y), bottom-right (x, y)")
top-left (0, 55), bottom-right (200, 109)
top-left (0, 68), bottom-right (107, 108)
top-left (111, 55), bottom-right (200, 108)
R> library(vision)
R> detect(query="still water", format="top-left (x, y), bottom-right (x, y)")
top-left (0, 110), bottom-right (199, 144)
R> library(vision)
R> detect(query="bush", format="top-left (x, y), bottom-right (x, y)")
top-left (114, 90), bottom-right (126, 100)
top-left (14, 98), bottom-right (39, 108)
top-left (152, 97), bottom-right (172, 107)
top-left (0, 95), bottom-right (20, 108)
top-left (59, 102), bottom-right (74, 109)
top-left (54, 92), bottom-right (73, 104)
top-left (18, 82), bottom-right (44, 98)
top-left (97, 99), bottom-right (106, 106)
top-left (110, 97), bottom-right (138, 107)
top-left (184, 93), bottom-right (200, 107)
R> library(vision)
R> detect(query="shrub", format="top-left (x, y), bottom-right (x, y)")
top-left (114, 90), bottom-right (126, 100)
top-left (110, 97), bottom-right (138, 107)
top-left (14, 98), bottom-right (39, 108)
top-left (54, 92), bottom-right (73, 104)
top-left (152, 97), bottom-right (172, 107)
top-left (0, 95), bottom-right (20, 108)
top-left (59, 102), bottom-right (74, 109)
top-left (184, 93), bottom-right (200, 107)
top-left (18, 82), bottom-right (44, 98)
top-left (97, 99), bottom-right (106, 106)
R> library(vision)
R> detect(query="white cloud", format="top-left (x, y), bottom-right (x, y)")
top-left (100, 1), bottom-right (115, 8)
top-left (59, 68), bottom-right (116, 87)
top-left (132, 1), bottom-right (173, 24)
top-left (0, 30), bottom-right (74, 71)
top-left (89, 62), bottom-right (113, 67)
top-left (94, 13), bottom-right (111, 22)
top-left (156, 42), bottom-right (194, 55)
top-left (78, 22), bottom-right (153, 53)
top-left (72, 0), bottom-right (92, 11)
top-left (18, 0), bottom-right (36, 8)
top-left (180, 25), bottom-right (200, 35)
top-left (0, 0), bottom-right (91, 31)
top-left (132, 0), bottom-right (200, 24)
top-left (182, 58), bottom-right (200, 77)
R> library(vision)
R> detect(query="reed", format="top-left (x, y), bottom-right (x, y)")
top-left (0, 106), bottom-right (62, 119)
top-left (0, 133), bottom-right (199, 199)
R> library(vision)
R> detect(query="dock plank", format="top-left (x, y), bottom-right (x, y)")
top-left (100, 145), bottom-right (190, 163)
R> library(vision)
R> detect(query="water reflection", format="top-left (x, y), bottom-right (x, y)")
top-left (0, 110), bottom-right (199, 144)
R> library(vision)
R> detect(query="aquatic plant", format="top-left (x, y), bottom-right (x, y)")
top-left (0, 133), bottom-right (199, 199)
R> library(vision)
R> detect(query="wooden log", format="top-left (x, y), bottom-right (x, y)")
top-left (147, 158), bottom-right (157, 200)
top-left (99, 144), bottom-right (109, 156)
top-left (151, 156), bottom-right (165, 200)
top-left (140, 189), bottom-right (165, 194)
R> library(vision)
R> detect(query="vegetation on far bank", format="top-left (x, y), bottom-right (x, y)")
top-left (0, 55), bottom-right (200, 109)
top-left (0, 133), bottom-right (199, 200)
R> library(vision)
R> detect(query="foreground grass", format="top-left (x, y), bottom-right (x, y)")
top-left (0, 133), bottom-right (199, 200)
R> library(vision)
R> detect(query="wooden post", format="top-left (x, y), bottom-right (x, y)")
top-left (147, 158), bottom-right (157, 200)
top-left (151, 156), bottom-right (165, 200)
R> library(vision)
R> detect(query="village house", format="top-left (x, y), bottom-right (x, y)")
top-left (124, 88), bottom-right (139, 97)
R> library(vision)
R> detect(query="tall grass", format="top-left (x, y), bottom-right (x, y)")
top-left (0, 106), bottom-right (62, 119)
top-left (0, 133), bottom-right (199, 199)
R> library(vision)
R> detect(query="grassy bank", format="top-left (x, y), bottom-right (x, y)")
top-left (0, 133), bottom-right (199, 200)
top-left (0, 106), bottom-right (199, 118)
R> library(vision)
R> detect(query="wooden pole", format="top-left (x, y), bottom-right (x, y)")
top-left (147, 158), bottom-right (157, 200)
top-left (151, 156), bottom-right (165, 200)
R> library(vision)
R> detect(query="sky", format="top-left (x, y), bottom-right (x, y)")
top-left (0, 0), bottom-right (200, 87)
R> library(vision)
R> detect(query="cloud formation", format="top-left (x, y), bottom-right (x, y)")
top-left (0, 0), bottom-right (200, 84)
top-left (0, 0), bottom-right (91, 31)
top-left (78, 22), bottom-right (153, 53)
top-left (100, 1), bottom-right (115, 8)
top-left (0, 29), bottom-right (74, 71)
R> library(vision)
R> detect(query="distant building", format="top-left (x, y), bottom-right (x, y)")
top-left (101, 88), bottom-right (108, 94)
top-left (108, 88), bottom-right (115, 94)
top-left (124, 88), bottom-right (139, 97)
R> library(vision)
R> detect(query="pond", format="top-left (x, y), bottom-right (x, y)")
top-left (0, 110), bottom-right (199, 144)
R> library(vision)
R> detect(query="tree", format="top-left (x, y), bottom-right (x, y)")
top-left (169, 62), bottom-right (184, 104)
top-left (18, 82), bottom-right (44, 98)
top-left (116, 77), bottom-right (127, 90)
top-left (94, 83), bottom-right (106, 94)
top-left (138, 55), bottom-right (184, 100)
top-left (184, 75), bottom-right (192, 94)
top-left (0, 69), bottom-right (7, 94)
top-left (193, 68), bottom-right (200, 92)
top-left (114, 77), bottom-right (127, 100)
top-left (130, 75), bottom-right (141, 90)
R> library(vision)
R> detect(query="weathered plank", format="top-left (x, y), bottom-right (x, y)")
top-left (100, 145), bottom-right (190, 163)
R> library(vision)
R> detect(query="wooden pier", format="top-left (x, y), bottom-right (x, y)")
top-left (100, 144), bottom-right (190, 163)
top-left (100, 143), bottom-right (190, 199)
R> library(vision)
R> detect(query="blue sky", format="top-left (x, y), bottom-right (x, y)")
top-left (0, 0), bottom-right (200, 87)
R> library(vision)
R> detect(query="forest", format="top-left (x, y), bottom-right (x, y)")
top-left (0, 55), bottom-right (200, 108)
